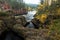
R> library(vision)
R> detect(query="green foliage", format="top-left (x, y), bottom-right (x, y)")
top-left (8, 0), bottom-right (25, 9)
top-left (0, 12), bottom-right (8, 16)
top-left (0, 0), bottom-right (25, 9)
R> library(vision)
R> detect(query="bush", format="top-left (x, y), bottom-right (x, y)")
top-left (0, 12), bottom-right (9, 16)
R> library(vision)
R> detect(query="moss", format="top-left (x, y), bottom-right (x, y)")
top-left (0, 12), bottom-right (9, 16)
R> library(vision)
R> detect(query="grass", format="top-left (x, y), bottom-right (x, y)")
top-left (38, 19), bottom-right (60, 40)
top-left (46, 19), bottom-right (60, 40)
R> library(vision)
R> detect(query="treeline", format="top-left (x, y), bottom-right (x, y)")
top-left (0, 0), bottom-right (25, 9)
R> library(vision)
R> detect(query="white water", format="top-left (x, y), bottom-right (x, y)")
top-left (23, 11), bottom-right (36, 22)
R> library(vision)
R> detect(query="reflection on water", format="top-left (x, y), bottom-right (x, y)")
top-left (26, 22), bottom-right (35, 28)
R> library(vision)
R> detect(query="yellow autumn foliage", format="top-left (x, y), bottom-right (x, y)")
top-left (35, 14), bottom-right (48, 23)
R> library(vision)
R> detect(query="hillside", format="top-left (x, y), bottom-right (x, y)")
top-left (26, 4), bottom-right (38, 8)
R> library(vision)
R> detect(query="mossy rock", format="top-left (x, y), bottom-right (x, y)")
top-left (0, 12), bottom-right (9, 16)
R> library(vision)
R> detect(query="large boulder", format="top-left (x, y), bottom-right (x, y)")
top-left (15, 16), bottom-right (27, 26)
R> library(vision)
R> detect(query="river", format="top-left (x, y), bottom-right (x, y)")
top-left (23, 10), bottom-right (37, 28)
top-left (23, 10), bottom-right (36, 22)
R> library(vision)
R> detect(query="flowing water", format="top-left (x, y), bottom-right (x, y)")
top-left (23, 10), bottom-right (36, 22)
top-left (23, 11), bottom-right (37, 28)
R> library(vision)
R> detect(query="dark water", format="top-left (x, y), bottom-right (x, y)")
top-left (1, 30), bottom-right (25, 40)
top-left (26, 22), bottom-right (35, 28)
